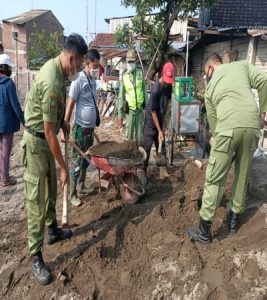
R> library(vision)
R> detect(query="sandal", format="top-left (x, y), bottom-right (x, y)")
top-left (3, 176), bottom-right (17, 186)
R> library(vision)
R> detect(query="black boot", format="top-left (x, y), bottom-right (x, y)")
top-left (31, 250), bottom-right (52, 285)
top-left (227, 210), bottom-right (240, 233)
top-left (47, 226), bottom-right (72, 245)
top-left (187, 218), bottom-right (212, 245)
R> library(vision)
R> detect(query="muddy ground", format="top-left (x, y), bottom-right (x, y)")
top-left (0, 117), bottom-right (267, 300)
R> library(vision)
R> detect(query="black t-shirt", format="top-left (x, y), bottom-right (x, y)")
top-left (145, 80), bottom-right (172, 129)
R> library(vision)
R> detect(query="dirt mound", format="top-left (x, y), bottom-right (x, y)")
top-left (1, 158), bottom-right (267, 299)
top-left (1, 118), bottom-right (267, 299)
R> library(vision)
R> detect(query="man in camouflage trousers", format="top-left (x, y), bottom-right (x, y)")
top-left (63, 49), bottom-right (101, 206)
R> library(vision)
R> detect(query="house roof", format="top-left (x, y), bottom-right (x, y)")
top-left (89, 33), bottom-right (115, 48)
top-left (210, 0), bottom-right (267, 31)
top-left (3, 9), bottom-right (53, 25)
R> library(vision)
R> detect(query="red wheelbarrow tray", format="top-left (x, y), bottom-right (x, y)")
top-left (88, 142), bottom-right (145, 176)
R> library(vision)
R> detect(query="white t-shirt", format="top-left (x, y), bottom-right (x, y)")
top-left (69, 71), bottom-right (97, 128)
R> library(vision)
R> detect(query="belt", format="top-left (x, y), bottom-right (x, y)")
top-left (25, 127), bottom-right (45, 139)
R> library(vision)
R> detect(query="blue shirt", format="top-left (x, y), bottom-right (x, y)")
top-left (0, 75), bottom-right (24, 133)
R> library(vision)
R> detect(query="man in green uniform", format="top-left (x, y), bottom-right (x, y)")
top-left (188, 53), bottom-right (267, 244)
top-left (20, 34), bottom-right (87, 284)
top-left (118, 49), bottom-right (147, 146)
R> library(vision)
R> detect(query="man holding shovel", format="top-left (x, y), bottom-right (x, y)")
top-left (63, 49), bottom-right (101, 207)
top-left (20, 34), bottom-right (87, 285)
top-left (142, 62), bottom-right (174, 180)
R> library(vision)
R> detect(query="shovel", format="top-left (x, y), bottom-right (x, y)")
top-left (156, 141), bottom-right (170, 179)
top-left (156, 141), bottom-right (166, 166)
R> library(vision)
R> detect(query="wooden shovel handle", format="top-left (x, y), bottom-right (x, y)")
top-left (62, 134), bottom-right (68, 225)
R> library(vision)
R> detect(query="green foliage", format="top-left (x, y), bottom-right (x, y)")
top-left (28, 22), bottom-right (63, 70)
top-left (119, 0), bottom-right (217, 78)
top-left (114, 24), bottom-right (134, 49)
top-left (122, 0), bottom-right (217, 15)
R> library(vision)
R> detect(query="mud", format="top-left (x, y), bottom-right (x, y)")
top-left (0, 117), bottom-right (267, 300)
top-left (90, 140), bottom-right (143, 160)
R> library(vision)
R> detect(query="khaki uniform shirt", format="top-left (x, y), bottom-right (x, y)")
top-left (25, 56), bottom-right (66, 134)
top-left (205, 60), bottom-right (267, 135)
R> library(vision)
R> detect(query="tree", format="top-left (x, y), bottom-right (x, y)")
top-left (28, 22), bottom-right (63, 70)
top-left (117, 0), bottom-right (216, 79)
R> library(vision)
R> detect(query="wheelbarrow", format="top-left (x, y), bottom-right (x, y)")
top-left (88, 141), bottom-right (147, 204)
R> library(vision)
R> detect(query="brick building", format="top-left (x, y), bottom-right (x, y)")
top-left (2, 9), bottom-right (63, 69)
top-left (1, 9), bottom-right (64, 101)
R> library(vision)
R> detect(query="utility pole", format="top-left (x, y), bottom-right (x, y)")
top-left (94, 0), bottom-right (97, 38)
top-left (12, 32), bottom-right (19, 89)
top-left (86, 0), bottom-right (89, 43)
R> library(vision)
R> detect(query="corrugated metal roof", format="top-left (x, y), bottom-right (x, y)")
top-left (3, 9), bottom-right (50, 25)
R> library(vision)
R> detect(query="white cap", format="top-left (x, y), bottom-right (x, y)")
top-left (0, 54), bottom-right (16, 67)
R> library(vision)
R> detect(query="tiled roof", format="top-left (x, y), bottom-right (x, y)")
top-left (3, 9), bottom-right (50, 25)
top-left (210, 0), bottom-right (267, 30)
top-left (89, 33), bottom-right (115, 48)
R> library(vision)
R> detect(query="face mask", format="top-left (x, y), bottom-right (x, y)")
top-left (90, 68), bottom-right (99, 79)
top-left (127, 63), bottom-right (136, 72)
top-left (68, 60), bottom-right (79, 81)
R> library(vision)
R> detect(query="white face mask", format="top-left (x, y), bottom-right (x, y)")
top-left (127, 63), bottom-right (136, 72)
top-left (68, 61), bottom-right (80, 81)
top-left (90, 68), bottom-right (99, 79)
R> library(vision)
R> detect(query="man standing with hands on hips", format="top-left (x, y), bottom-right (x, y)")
top-left (21, 34), bottom-right (87, 285)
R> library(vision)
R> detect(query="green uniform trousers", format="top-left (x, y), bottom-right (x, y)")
top-left (200, 128), bottom-right (260, 222)
top-left (20, 131), bottom-right (57, 255)
top-left (125, 108), bottom-right (144, 147)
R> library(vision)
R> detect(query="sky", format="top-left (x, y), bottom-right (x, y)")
top-left (0, 0), bottom-right (136, 42)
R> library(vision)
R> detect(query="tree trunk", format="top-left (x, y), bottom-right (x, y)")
top-left (150, 3), bottom-right (182, 80)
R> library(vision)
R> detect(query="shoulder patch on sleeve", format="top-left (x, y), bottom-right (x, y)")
top-left (49, 93), bottom-right (58, 111)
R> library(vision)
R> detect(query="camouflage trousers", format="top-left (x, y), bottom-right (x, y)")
top-left (70, 123), bottom-right (94, 184)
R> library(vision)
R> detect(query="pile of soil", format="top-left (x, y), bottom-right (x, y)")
top-left (1, 117), bottom-right (267, 299)
top-left (90, 140), bottom-right (143, 160)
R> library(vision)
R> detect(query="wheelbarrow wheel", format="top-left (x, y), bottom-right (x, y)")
top-left (119, 173), bottom-right (145, 204)
top-left (119, 184), bottom-right (139, 204)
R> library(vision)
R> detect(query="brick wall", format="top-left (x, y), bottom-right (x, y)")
top-left (2, 10), bottom-right (63, 102)
top-left (2, 22), bottom-right (27, 69)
